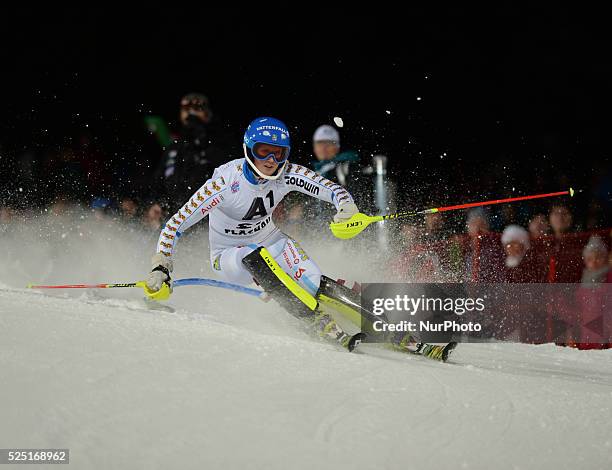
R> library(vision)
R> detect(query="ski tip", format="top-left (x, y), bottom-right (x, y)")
top-left (258, 292), bottom-right (272, 302)
top-left (348, 332), bottom-right (367, 352)
top-left (442, 342), bottom-right (458, 362)
top-left (26, 283), bottom-right (33, 289)
top-left (569, 187), bottom-right (575, 197)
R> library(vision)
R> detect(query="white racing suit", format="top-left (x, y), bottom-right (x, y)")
top-left (156, 158), bottom-right (354, 296)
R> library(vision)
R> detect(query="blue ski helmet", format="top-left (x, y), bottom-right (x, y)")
top-left (243, 117), bottom-right (291, 180)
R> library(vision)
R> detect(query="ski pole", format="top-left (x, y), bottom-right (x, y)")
top-left (27, 278), bottom-right (264, 299)
top-left (27, 282), bottom-right (140, 290)
top-left (330, 188), bottom-right (575, 239)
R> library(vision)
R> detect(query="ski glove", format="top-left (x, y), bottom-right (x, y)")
top-left (146, 253), bottom-right (173, 292)
top-left (333, 202), bottom-right (359, 223)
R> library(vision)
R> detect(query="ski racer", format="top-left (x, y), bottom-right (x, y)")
top-left (145, 117), bottom-right (365, 349)
top-left (144, 116), bottom-right (454, 359)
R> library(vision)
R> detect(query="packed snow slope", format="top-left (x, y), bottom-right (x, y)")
top-left (1, 213), bottom-right (611, 470)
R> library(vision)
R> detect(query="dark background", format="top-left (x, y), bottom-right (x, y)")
top-left (1, 7), bottom-right (610, 225)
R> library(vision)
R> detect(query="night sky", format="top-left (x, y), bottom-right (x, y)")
top-left (1, 7), bottom-right (611, 220)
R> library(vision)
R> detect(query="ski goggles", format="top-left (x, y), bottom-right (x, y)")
top-left (252, 142), bottom-right (290, 164)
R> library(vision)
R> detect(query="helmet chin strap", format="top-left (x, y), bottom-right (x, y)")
top-left (243, 143), bottom-right (286, 181)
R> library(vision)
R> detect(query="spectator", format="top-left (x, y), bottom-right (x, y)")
top-left (581, 236), bottom-right (611, 284)
top-left (549, 204), bottom-right (573, 239)
top-left (422, 208), bottom-right (446, 243)
top-left (495, 225), bottom-right (546, 341)
top-left (573, 236), bottom-right (612, 349)
top-left (528, 213), bottom-right (550, 238)
top-left (155, 93), bottom-right (235, 209)
top-left (406, 205), bottom-right (454, 280)
top-left (464, 208), bottom-right (505, 282)
top-left (502, 225), bottom-right (530, 268)
top-left (547, 205), bottom-right (583, 283)
top-left (501, 224), bottom-right (547, 282)
top-left (91, 197), bottom-right (112, 221)
top-left (307, 124), bottom-right (366, 226)
top-left (466, 208), bottom-right (489, 238)
top-left (119, 197), bottom-right (138, 221)
top-left (142, 202), bottom-right (163, 231)
top-left (311, 125), bottom-right (358, 187)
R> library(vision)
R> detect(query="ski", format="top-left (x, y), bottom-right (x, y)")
top-left (415, 342), bottom-right (458, 362)
top-left (347, 332), bottom-right (367, 352)
top-left (390, 332), bottom-right (458, 362)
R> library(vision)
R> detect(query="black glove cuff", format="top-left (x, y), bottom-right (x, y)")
top-left (152, 265), bottom-right (171, 281)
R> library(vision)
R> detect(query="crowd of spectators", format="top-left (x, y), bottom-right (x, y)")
top-left (1, 93), bottom-right (610, 349)
top-left (0, 93), bottom-right (240, 233)
top-left (1, 92), bottom-right (609, 234)
top-left (391, 202), bottom-right (612, 348)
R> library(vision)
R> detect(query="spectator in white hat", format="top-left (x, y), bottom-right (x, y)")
top-left (574, 235), bottom-right (612, 349)
top-left (501, 224), bottom-right (530, 268)
top-left (581, 235), bottom-right (611, 284)
top-left (313, 125), bottom-right (341, 160)
top-left (501, 224), bottom-right (547, 283)
top-left (301, 124), bottom-right (364, 230)
top-left (311, 125), bottom-right (358, 187)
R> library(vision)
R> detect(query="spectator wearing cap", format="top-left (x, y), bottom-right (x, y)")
top-left (581, 236), bottom-right (611, 284)
top-left (502, 225), bottom-right (530, 268)
top-left (90, 197), bottom-right (113, 221)
top-left (311, 125), bottom-right (359, 187)
top-left (496, 225), bottom-right (547, 341)
top-left (306, 124), bottom-right (364, 224)
top-left (573, 236), bottom-right (612, 349)
top-left (155, 93), bottom-right (237, 209)
top-left (501, 224), bottom-right (547, 282)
